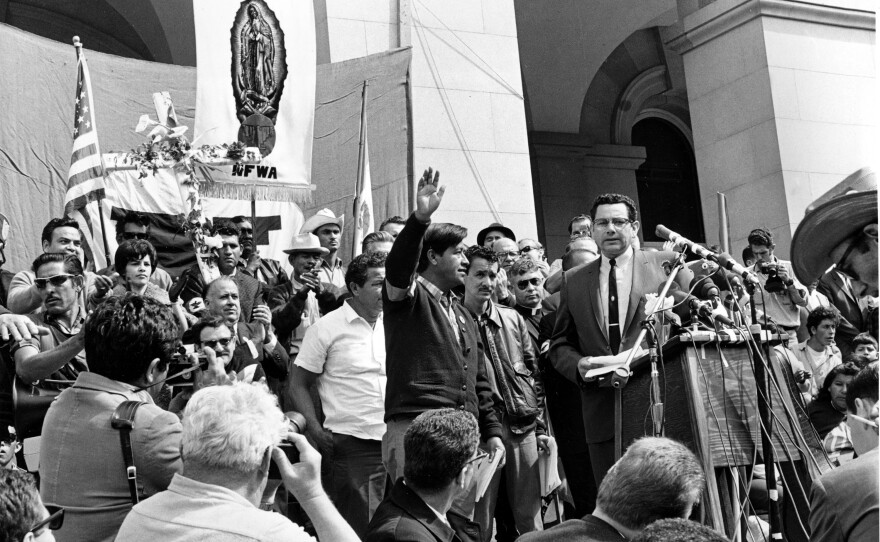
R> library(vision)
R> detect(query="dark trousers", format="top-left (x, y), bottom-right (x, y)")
top-left (588, 439), bottom-right (616, 489)
top-left (328, 433), bottom-right (387, 538)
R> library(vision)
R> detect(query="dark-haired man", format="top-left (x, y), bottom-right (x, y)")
top-left (170, 221), bottom-right (263, 321)
top-left (0, 469), bottom-right (60, 542)
top-left (290, 251), bottom-right (388, 537)
top-left (379, 216), bottom-right (406, 240)
top-left (96, 211), bottom-right (173, 291)
top-left (790, 306), bottom-right (843, 398)
top-left (365, 408), bottom-right (485, 542)
top-left (463, 246), bottom-right (547, 540)
top-left (13, 253), bottom-right (87, 387)
top-left (362, 231), bottom-right (394, 254)
top-left (381, 168), bottom-right (504, 517)
top-left (520, 437), bottom-right (705, 542)
top-left (39, 293), bottom-right (228, 542)
top-left (550, 193), bottom-right (674, 487)
top-left (809, 362), bottom-right (879, 542)
top-left (7, 217), bottom-right (100, 314)
top-left (230, 215), bottom-right (288, 289)
top-left (747, 227), bottom-right (807, 338)
top-left (301, 208), bottom-right (347, 289)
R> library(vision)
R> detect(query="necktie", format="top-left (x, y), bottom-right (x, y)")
top-left (608, 258), bottom-right (621, 354)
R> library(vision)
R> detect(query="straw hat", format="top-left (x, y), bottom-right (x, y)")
top-left (283, 233), bottom-right (330, 255)
top-left (300, 208), bottom-right (344, 235)
top-left (791, 167), bottom-right (877, 283)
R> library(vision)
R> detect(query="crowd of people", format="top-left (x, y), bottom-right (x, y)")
top-left (0, 165), bottom-right (877, 542)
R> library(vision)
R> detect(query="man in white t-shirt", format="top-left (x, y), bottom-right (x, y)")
top-left (790, 306), bottom-right (843, 399)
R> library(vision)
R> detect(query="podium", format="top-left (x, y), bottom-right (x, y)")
top-left (614, 331), bottom-right (829, 541)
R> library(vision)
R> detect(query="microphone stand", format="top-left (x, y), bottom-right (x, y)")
top-left (610, 249), bottom-right (687, 389)
top-left (742, 279), bottom-right (784, 541)
top-left (643, 321), bottom-right (664, 437)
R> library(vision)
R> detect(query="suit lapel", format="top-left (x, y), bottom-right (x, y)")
top-left (623, 251), bottom-right (647, 337)
top-left (586, 263), bottom-right (608, 342)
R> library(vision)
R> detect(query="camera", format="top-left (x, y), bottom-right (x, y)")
top-left (166, 352), bottom-right (208, 387)
top-left (268, 440), bottom-right (300, 479)
top-left (758, 262), bottom-right (786, 294)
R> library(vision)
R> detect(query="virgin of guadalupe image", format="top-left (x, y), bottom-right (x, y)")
top-left (238, 3), bottom-right (276, 120)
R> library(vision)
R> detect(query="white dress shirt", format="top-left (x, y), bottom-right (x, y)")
top-left (295, 300), bottom-right (386, 441)
top-left (599, 247), bottom-right (634, 337)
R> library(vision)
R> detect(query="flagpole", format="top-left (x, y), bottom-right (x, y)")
top-left (352, 80), bottom-right (369, 261)
top-left (73, 36), bottom-right (111, 262)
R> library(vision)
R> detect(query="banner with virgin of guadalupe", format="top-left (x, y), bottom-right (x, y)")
top-left (193, 0), bottom-right (316, 203)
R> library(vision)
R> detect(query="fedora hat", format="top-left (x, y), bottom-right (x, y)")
top-left (791, 167), bottom-right (878, 283)
top-left (476, 223), bottom-right (516, 247)
top-left (283, 233), bottom-right (330, 255)
top-left (300, 208), bottom-right (344, 235)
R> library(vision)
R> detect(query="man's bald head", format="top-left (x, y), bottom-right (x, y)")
top-left (563, 238), bottom-right (599, 271)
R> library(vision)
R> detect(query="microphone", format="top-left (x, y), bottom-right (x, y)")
top-left (655, 225), bottom-right (718, 262)
top-left (688, 298), bottom-right (735, 327)
top-left (717, 253), bottom-right (760, 286)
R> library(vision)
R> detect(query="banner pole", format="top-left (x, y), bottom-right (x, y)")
top-left (73, 36), bottom-right (112, 263)
top-left (352, 80), bottom-right (369, 261)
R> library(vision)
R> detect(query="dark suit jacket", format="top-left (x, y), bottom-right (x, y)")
top-left (809, 447), bottom-right (879, 542)
top-left (365, 480), bottom-right (482, 542)
top-left (817, 270), bottom-right (867, 357)
top-left (549, 249), bottom-right (675, 443)
top-left (518, 515), bottom-right (624, 542)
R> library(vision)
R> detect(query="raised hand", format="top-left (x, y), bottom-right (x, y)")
top-left (414, 167), bottom-right (446, 223)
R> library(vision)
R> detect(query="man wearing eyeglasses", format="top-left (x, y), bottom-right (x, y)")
top-left (1, 469), bottom-right (64, 542)
top-left (12, 253), bottom-right (87, 388)
top-left (6, 217), bottom-right (100, 315)
top-left (94, 212), bottom-right (173, 292)
top-left (549, 193), bottom-right (675, 488)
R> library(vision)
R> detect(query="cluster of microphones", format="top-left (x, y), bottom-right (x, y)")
top-left (655, 225), bottom-right (765, 332)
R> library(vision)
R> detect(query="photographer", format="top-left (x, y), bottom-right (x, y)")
top-left (116, 383), bottom-right (359, 542)
top-left (747, 228), bottom-right (807, 341)
top-left (39, 293), bottom-right (228, 542)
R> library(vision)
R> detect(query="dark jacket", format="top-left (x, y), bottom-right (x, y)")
top-left (365, 480), bottom-right (482, 542)
top-left (170, 265), bottom-right (264, 321)
top-left (473, 303), bottom-right (546, 435)
top-left (817, 270), bottom-right (868, 357)
top-left (518, 515), bottom-right (625, 542)
top-left (382, 213), bottom-right (502, 441)
top-left (238, 257), bottom-right (289, 290)
top-left (266, 280), bottom-right (340, 353)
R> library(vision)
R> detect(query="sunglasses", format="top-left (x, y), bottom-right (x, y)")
top-left (519, 245), bottom-right (543, 253)
top-left (199, 337), bottom-right (233, 350)
top-left (30, 505), bottom-right (64, 534)
top-left (121, 232), bottom-right (150, 240)
top-left (517, 277), bottom-right (543, 290)
top-left (34, 274), bottom-right (78, 289)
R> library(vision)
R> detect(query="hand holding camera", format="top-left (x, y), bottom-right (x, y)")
top-left (269, 432), bottom-right (325, 503)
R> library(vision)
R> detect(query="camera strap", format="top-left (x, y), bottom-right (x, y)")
top-left (111, 400), bottom-right (145, 505)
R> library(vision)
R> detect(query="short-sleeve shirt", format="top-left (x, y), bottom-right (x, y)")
top-left (11, 311), bottom-right (86, 390)
top-left (295, 300), bottom-right (386, 441)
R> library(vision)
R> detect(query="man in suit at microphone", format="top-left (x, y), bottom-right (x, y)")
top-left (549, 193), bottom-right (675, 487)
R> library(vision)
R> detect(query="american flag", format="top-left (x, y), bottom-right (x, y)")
top-left (65, 48), bottom-right (109, 268)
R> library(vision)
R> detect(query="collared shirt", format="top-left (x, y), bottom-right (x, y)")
top-left (791, 341), bottom-right (842, 396)
top-left (12, 309), bottom-right (87, 389)
top-left (115, 473), bottom-right (313, 542)
top-left (599, 247), bottom-right (634, 336)
top-left (295, 300), bottom-right (386, 440)
top-left (751, 257), bottom-right (804, 328)
top-left (286, 277), bottom-right (322, 355)
top-left (416, 275), bottom-right (461, 343)
top-left (316, 256), bottom-right (346, 289)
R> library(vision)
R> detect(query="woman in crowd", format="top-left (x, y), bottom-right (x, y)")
top-left (807, 362), bottom-right (859, 439)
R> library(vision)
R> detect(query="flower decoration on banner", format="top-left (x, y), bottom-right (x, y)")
top-left (123, 114), bottom-right (261, 253)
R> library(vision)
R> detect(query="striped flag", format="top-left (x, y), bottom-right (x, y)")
top-left (65, 48), bottom-right (110, 268)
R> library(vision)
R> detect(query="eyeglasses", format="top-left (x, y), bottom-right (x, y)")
top-left (121, 232), bottom-right (149, 241)
top-left (593, 218), bottom-right (633, 230)
top-left (199, 337), bottom-right (233, 350)
top-left (34, 274), bottom-right (78, 289)
top-left (30, 505), bottom-right (64, 534)
top-left (519, 245), bottom-right (543, 254)
top-left (517, 277), bottom-right (543, 290)
top-left (465, 449), bottom-right (489, 468)
top-left (570, 230), bottom-right (591, 240)
top-left (835, 236), bottom-right (861, 282)
top-left (496, 251), bottom-right (520, 259)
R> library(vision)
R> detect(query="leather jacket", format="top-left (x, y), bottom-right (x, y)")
top-left (474, 303), bottom-right (546, 435)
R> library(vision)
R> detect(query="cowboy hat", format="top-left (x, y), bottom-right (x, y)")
top-left (791, 167), bottom-right (877, 283)
top-left (283, 233), bottom-right (330, 255)
top-left (476, 223), bottom-right (516, 247)
top-left (300, 208), bottom-right (344, 235)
